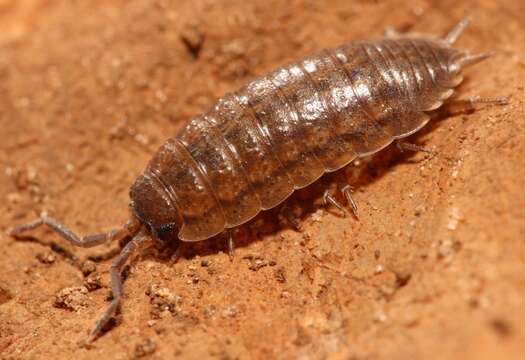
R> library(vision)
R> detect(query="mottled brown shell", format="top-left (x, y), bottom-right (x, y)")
top-left (131, 36), bottom-right (468, 242)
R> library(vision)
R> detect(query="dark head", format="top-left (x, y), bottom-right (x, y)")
top-left (129, 173), bottom-right (182, 243)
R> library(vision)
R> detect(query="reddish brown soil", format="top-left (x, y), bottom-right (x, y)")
top-left (1, 1), bottom-right (524, 359)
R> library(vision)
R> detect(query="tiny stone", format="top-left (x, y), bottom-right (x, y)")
top-left (414, 205), bottom-right (425, 216)
top-left (65, 163), bottom-right (75, 173)
top-left (6, 192), bottom-right (22, 204)
top-left (146, 284), bottom-right (182, 319)
top-left (274, 268), bottom-right (286, 283)
top-left (374, 310), bottom-right (388, 322)
top-left (54, 286), bottom-right (89, 311)
top-left (200, 259), bottom-right (210, 267)
top-left (134, 339), bottom-right (157, 358)
top-left (203, 305), bottom-right (216, 318)
top-left (84, 273), bottom-right (103, 291)
top-left (248, 259), bottom-right (268, 271)
top-left (375, 265), bottom-right (384, 274)
top-left (222, 306), bottom-right (237, 318)
top-left (36, 252), bottom-right (56, 264)
top-left (281, 290), bottom-right (291, 298)
top-left (81, 260), bottom-right (97, 276)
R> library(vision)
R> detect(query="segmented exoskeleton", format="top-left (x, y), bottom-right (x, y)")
top-left (10, 19), bottom-right (506, 344)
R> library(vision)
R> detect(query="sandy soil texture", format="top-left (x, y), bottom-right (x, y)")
top-left (1, 1), bottom-right (524, 359)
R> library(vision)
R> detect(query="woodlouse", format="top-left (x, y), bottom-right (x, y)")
top-left (9, 19), bottom-right (507, 344)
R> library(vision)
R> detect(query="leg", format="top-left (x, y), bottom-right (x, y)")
top-left (227, 229), bottom-right (235, 261)
top-left (396, 140), bottom-right (433, 154)
top-left (279, 203), bottom-right (303, 231)
top-left (323, 189), bottom-right (348, 217)
top-left (341, 185), bottom-right (358, 219)
top-left (323, 187), bottom-right (359, 219)
top-left (9, 214), bottom-right (141, 248)
top-left (443, 96), bottom-right (509, 115)
top-left (169, 244), bottom-right (183, 265)
top-left (85, 230), bottom-right (150, 345)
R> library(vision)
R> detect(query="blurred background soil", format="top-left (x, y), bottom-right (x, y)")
top-left (0, 0), bottom-right (524, 359)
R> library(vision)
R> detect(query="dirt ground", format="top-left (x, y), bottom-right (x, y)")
top-left (0, 0), bottom-right (524, 359)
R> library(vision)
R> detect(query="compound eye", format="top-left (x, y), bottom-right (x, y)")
top-left (152, 222), bottom-right (177, 243)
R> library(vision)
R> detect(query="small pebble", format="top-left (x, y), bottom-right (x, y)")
top-left (200, 259), bottom-right (210, 267)
top-left (54, 286), bottom-right (89, 311)
top-left (36, 252), bottom-right (56, 264)
top-left (146, 284), bottom-right (182, 319)
top-left (81, 260), bottom-right (97, 276)
top-left (84, 273), bottom-right (103, 291)
top-left (134, 339), bottom-right (157, 358)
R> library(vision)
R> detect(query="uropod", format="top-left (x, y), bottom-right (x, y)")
top-left (10, 19), bottom-right (507, 344)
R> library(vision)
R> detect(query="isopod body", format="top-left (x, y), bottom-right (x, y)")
top-left (11, 19), bottom-right (501, 343)
top-left (132, 26), bottom-right (475, 242)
